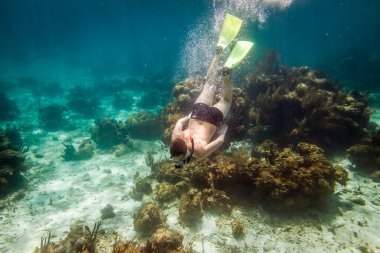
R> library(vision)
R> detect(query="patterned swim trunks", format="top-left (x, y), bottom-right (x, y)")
top-left (190, 103), bottom-right (224, 127)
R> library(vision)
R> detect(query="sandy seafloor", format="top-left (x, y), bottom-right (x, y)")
top-left (1, 87), bottom-right (380, 253)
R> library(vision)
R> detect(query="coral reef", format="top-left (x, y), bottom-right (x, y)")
top-left (252, 142), bottom-right (348, 208)
top-left (244, 54), bottom-right (370, 153)
top-left (130, 176), bottom-right (153, 201)
top-left (155, 183), bottom-right (179, 204)
top-left (347, 131), bottom-right (380, 173)
top-left (201, 188), bottom-right (231, 214)
top-left (38, 103), bottom-right (67, 131)
top-left (133, 203), bottom-right (165, 235)
top-left (91, 118), bottom-right (130, 149)
top-left (62, 139), bottom-right (95, 161)
top-left (179, 189), bottom-right (203, 226)
top-left (153, 160), bottom-right (183, 184)
top-left (125, 112), bottom-right (163, 139)
top-left (0, 125), bottom-right (28, 198)
top-left (153, 141), bottom-right (347, 210)
top-left (149, 228), bottom-right (184, 252)
top-left (67, 86), bottom-right (100, 118)
top-left (36, 221), bottom-right (102, 253)
top-left (0, 92), bottom-right (20, 121)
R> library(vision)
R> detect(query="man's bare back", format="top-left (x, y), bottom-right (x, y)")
top-left (172, 117), bottom-right (228, 159)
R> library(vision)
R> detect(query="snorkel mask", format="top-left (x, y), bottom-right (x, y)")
top-left (175, 137), bottom-right (194, 169)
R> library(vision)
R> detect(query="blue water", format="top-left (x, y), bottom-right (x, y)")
top-left (0, 0), bottom-right (379, 90)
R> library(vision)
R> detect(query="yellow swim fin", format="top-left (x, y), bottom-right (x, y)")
top-left (217, 13), bottom-right (243, 49)
top-left (224, 41), bottom-right (254, 69)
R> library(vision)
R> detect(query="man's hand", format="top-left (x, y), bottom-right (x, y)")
top-left (222, 67), bottom-right (232, 76)
top-left (217, 124), bottom-right (228, 137)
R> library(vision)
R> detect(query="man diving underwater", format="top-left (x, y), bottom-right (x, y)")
top-left (169, 13), bottom-right (254, 167)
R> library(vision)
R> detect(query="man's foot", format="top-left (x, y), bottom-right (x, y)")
top-left (216, 46), bottom-right (224, 55)
top-left (222, 66), bottom-right (232, 76)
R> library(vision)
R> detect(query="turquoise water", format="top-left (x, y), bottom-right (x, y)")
top-left (1, 1), bottom-right (380, 252)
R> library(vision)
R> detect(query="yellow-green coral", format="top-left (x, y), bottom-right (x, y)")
top-left (155, 183), bottom-right (179, 203)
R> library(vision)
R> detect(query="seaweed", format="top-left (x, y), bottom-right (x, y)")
top-left (84, 221), bottom-right (102, 253)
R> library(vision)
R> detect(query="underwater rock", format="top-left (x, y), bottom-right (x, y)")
top-left (155, 182), bottom-right (179, 204)
top-left (125, 111), bottom-right (162, 139)
top-left (149, 228), bottom-right (184, 252)
top-left (154, 160), bottom-right (183, 184)
top-left (38, 103), bottom-right (67, 131)
top-left (114, 142), bottom-right (134, 157)
top-left (101, 204), bottom-right (116, 219)
top-left (91, 118), bottom-right (130, 149)
top-left (370, 170), bottom-right (380, 182)
top-left (134, 203), bottom-right (165, 235)
top-left (347, 131), bottom-right (380, 173)
top-left (201, 188), bottom-right (231, 214)
top-left (130, 177), bottom-right (153, 201)
top-left (67, 85), bottom-right (100, 118)
top-left (179, 189), bottom-right (203, 226)
top-left (0, 92), bottom-right (20, 121)
top-left (62, 139), bottom-right (95, 161)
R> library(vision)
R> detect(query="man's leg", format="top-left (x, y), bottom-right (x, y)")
top-left (212, 67), bottom-right (232, 118)
top-left (195, 80), bottom-right (217, 106)
top-left (195, 47), bottom-right (223, 106)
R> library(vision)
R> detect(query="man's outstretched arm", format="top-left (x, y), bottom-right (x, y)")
top-left (203, 124), bottom-right (228, 156)
top-left (172, 116), bottom-right (190, 140)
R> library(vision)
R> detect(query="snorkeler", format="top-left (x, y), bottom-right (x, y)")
top-left (170, 14), bottom-right (253, 167)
